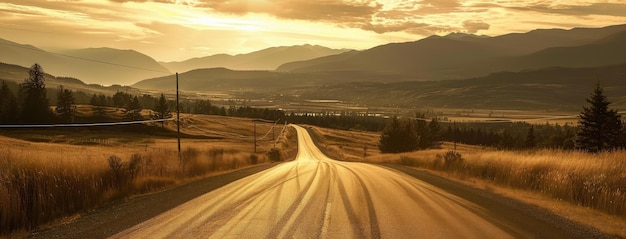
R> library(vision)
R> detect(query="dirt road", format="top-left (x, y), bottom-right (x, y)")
top-left (112, 125), bottom-right (611, 238)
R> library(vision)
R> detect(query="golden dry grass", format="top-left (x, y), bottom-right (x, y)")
top-left (0, 113), bottom-right (297, 236)
top-left (308, 126), bottom-right (626, 237)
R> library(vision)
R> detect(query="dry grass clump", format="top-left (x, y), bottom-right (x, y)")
top-left (392, 148), bottom-right (626, 219)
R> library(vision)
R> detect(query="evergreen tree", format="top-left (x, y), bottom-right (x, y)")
top-left (425, 118), bottom-right (442, 147)
top-left (151, 93), bottom-right (172, 127)
top-left (123, 96), bottom-right (143, 121)
top-left (379, 116), bottom-right (418, 153)
top-left (20, 64), bottom-right (53, 123)
top-left (56, 85), bottom-right (75, 123)
top-left (576, 82), bottom-right (623, 152)
top-left (0, 81), bottom-right (19, 123)
top-left (112, 91), bottom-right (131, 108)
top-left (498, 130), bottom-right (515, 149)
top-left (415, 119), bottom-right (429, 149)
top-left (525, 126), bottom-right (536, 149)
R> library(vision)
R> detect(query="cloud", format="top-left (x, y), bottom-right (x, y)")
top-left (415, 0), bottom-right (460, 14)
top-left (107, 0), bottom-right (462, 35)
top-left (194, 0), bottom-right (381, 23)
top-left (462, 20), bottom-right (489, 34)
top-left (491, 2), bottom-right (626, 18)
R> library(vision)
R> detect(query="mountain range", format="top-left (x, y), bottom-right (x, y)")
top-left (277, 24), bottom-right (626, 80)
top-left (0, 39), bottom-right (170, 86)
top-left (0, 40), bottom-right (349, 86)
top-left (161, 45), bottom-right (350, 73)
top-left (3, 24), bottom-right (626, 110)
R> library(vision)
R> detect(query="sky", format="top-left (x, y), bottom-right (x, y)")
top-left (0, 0), bottom-right (625, 62)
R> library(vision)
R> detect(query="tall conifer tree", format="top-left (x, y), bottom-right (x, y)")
top-left (0, 81), bottom-right (19, 123)
top-left (576, 82), bottom-right (623, 152)
top-left (20, 64), bottom-right (52, 123)
top-left (152, 93), bottom-right (172, 127)
top-left (56, 85), bottom-right (75, 123)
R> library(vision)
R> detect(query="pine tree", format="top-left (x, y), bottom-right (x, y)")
top-left (0, 81), bottom-right (19, 123)
top-left (576, 82), bottom-right (623, 152)
top-left (379, 116), bottom-right (418, 153)
top-left (524, 126), bottom-right (536, 148)
top-left (152, 93), bottom-right (172, 127)
top-left (123, 96), bottom-right (143, 121)
top-left (56, 85), bottom-right (75, 123)
top-left (20, 64), bottom-right (53, 123)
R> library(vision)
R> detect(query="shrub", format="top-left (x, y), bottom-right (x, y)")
top-left (127, 154), bottom-right (142, 182)
top-left (267, 148), bottom-right (281, 162)
top-left (398, 156), bottom-right (417, 166)
top-left (108, 155), bottom-right (124, 189)
top-left (436, 150), bottom-right (463, 168)
top-left (249, 154), bottom-right (259, 164)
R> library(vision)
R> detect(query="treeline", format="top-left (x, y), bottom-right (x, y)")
top-left (285, 112), bottom-right (387, 131)
top-left (440, 122), bottom-right (577, 150)
top-left (280, 111), bottom-right (584, 151)
top-left (379, 117), bottom-right (442, 153)
top-left (0, 64), bottom-right (81, 124)
top-left (379, 83), bottom-right (626, 153)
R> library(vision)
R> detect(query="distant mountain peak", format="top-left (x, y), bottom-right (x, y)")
top-left (161, 44), bottom-right (351, 72)
top-left (443, 32), bottom-right (490, 39)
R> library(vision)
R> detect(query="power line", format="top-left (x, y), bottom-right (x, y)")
top-left (0, 118), bottom-right (175, 128)
top-left (0, 41), bottom-right (170, 74)
top-left (258, 119), bottom-right (280, 140)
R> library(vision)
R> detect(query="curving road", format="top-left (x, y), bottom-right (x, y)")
top-left (111, 125), bottom-right (595, 239)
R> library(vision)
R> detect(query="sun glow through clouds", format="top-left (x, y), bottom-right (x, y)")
top-left (0, 0), bottom-right (624, 61)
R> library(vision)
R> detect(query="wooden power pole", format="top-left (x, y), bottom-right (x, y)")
top-left (176, 73), bottom-right (181, 161)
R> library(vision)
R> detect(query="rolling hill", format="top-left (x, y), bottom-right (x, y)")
top-left (0, 39), bottom-right (170, 86)
top-left (296, 64), bottom-right (626, 110)
top-left (132, 67), bottom-right (412, 92)
top-left (161, 45), bottom-right (350, 73)
top-left (0, 62), bottom-right (140, 96)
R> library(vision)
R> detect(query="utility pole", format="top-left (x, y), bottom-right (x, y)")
top-left (453, 121), bottom-right (457, 152)
top-left (254, 121), bottom-right (257, 153)
top-left (176, 72), bottom-right (181, 161)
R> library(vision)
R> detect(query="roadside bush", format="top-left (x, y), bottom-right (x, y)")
top-left (398, 156), bottom-right (418, 166)
top-left (436, 150), bottom-right (463, 168)
top-left (108, 155), bottom-right (125, 189)
top-left (267, 148), bottom-right (281, 162)
top-left (249, 154), bottom-right (259, 164)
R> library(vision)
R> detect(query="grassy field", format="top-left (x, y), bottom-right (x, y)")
top-left (0, 112), bottom-right (297, 236)
top-left (307, 125), bottom-right (626, 237)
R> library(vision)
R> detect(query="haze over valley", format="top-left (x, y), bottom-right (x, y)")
top-left (2, 24), bottom-right (626, 110)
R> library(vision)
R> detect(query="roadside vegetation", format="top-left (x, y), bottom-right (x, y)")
top-left (0, 113), bottom-right (297, 236)
top-left (385, 149), bottom-right (626, 221)
top-left (309, 125), bottom-right (626, 237)
top-left (305, 84), bottom-right (626, 237)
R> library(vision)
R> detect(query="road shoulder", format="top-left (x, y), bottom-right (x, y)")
top-left (382, 164), bottom-right (619, 239)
